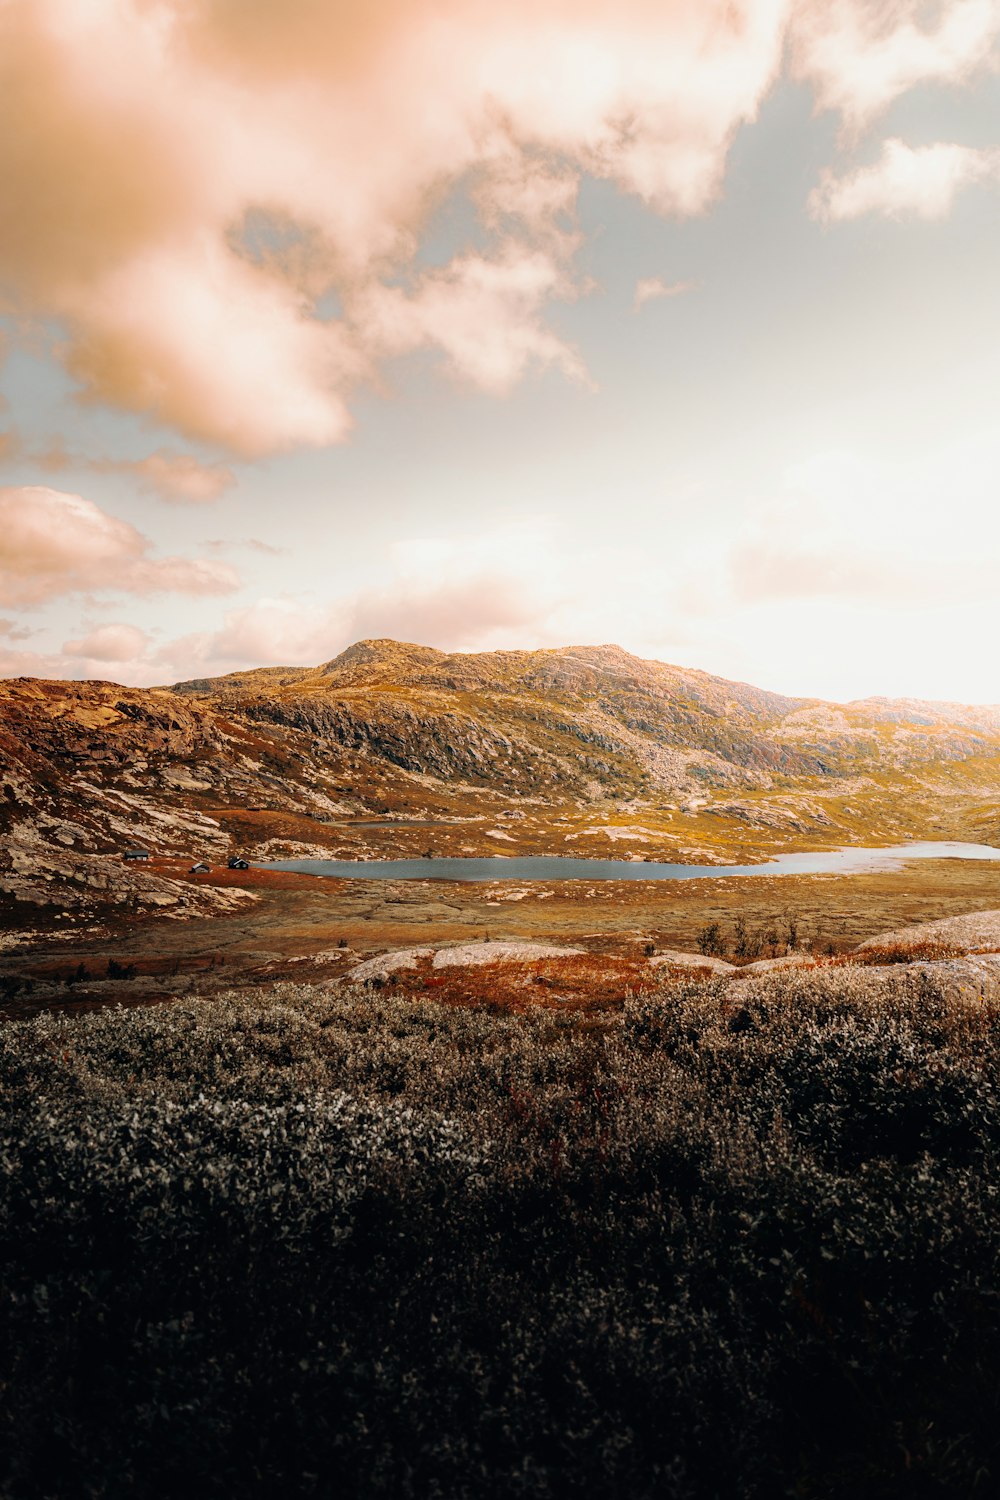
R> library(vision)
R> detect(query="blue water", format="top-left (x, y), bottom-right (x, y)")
top-left (261, 841), bottom-right (1000, 883)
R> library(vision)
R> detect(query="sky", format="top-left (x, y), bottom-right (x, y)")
top-left (1, 0), bottom-right (999, 705)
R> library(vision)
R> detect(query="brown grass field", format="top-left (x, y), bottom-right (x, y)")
top-left (4, 853), bottom-right (1000, 1019)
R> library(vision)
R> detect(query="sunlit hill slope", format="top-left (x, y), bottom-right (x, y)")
top-left (3, 638), bottom-right (1000, 918)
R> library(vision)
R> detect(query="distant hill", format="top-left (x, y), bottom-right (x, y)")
top-left (3, 639), bottom-right (1000, 917)
top-left (170, 637), bottom-right (1000, 793)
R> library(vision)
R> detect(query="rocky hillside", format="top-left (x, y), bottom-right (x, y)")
top-left (173, 638), bottom-right (1000, 791)
top-left (3, 640), bottom-right (1000, 920)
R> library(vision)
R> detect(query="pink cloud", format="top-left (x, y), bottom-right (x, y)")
top-left (179, 567), bottom-right (556, 674)
top-left (0, 639), bottom-right (156, 685)
top-left (474, 157), bottom-right (580, 243)
top-left (117, 450), bottom-right (237, 504)
top-left (12, 438), bottom-right (235, 504)
top-left (196, 598), bottom-right (344, 670)
top-left (0, 646), bottom-right (77, 682)
top-left (0, 485), bottom-right (240, 605)
top-left (731, 539), bottom-right (996, 605)
top-left (727, 441), bottom-right (1000, 607)
top-left (63, 623), bottom-right (150, 662)
top-left (810, 137), bottom-right (1000, 220)
top-left (144, 522), bottom-right (697, 683)
top-left (0, 616), bottom-right (35, 641)
top-left (0, 0), bottom-right (788, 454)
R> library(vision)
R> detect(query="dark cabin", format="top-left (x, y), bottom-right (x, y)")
top-left (124, 849), bottom-right (150, 861)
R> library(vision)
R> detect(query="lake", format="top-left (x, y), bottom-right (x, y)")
top-left (261, 840), bottom-right (1000, 883)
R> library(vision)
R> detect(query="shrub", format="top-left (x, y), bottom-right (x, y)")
top-left (696, 921), bottom-right (725, 956)
top-left (732, 916), bottom-right (762, 959)
top-left (3, 970), bottom-right (1000, 1497)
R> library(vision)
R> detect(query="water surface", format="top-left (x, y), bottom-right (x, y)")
top-left (262, 841), bottom-right (1000, 883)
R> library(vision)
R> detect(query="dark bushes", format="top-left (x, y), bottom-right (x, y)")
top-left (3, 971), bottom-right (1000, 1497)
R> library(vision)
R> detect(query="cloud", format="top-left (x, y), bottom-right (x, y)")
top-left (0, 616), bottom-right (35, 641)
top-left (192, 598), bottom-right (346, 670)
top-left (345, 533), bottom-right (564, 648)
top-left (0, 485), bottom-right (240, 605)
top-left (810, 137), bottom-right (1000, 220)
top-left (726, 441), bottom-right (1000, 606)
top-left (792, 0), bottom-right (1000, 131)
top-left (633, 276), bottom-right (696, 310)
top-left (353, 242), bottom-right (588, 393)
top-left (0, 646), bottom-right (77, 682)
top-left (731, 540), bottom-right (940, 603)
top-left (1, 619), bottom-right (156, 683)
top-left (179, 526), bottom-right (565, 671)
top-left (474, 156), bottom-right (580, 244)
top-left (0, 0), bottom-right (788, 454)
top-left (63, 623), bottom-right (150, 662)
top-left (17, 439), bottom-right (236, 504)
top-left (141, 520), bottom-right (702, 687)
top-left (65, 235), bottom-right (362, 454)
top-left (115, 450), bottom-right (237, 504)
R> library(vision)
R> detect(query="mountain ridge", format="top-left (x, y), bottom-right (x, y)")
top-left (169, 637), bottom-right (1000, 723)
top-left (167, 637), bottom-right (1000, 783)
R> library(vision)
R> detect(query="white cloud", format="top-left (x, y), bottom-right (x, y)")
top-left (633, 276), bottom-right (696, 310)
top-left (353, 242), bottom-right (588, 394)
top-left (792, 0), bottom-right (1000, 130)
top-left (811, 137), bottom-right (1000, 220)
top-left (727, 439), bottom-right (1000, 605)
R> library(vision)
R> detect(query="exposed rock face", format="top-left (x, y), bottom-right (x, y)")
top-left (0, 680), bottom-right (271, 914)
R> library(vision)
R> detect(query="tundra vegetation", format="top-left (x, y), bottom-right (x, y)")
top-left (4, 966), bottom-right (1000, 1498)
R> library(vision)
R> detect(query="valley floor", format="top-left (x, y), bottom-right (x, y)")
top-left (4, 853), bottom-right (1000, 1019)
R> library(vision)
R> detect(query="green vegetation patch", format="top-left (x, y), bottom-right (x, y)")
top-left (3, 971), bottom-right (1000, 1497)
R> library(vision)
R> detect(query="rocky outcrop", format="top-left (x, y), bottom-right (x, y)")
top-left (856, 910), bottom-right (1000, 951)
top-left (0, 679), bottom-right (298, 912)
